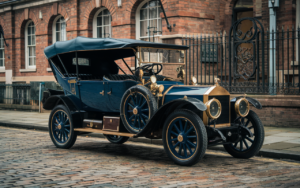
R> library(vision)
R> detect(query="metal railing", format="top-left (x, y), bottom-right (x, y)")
top-left (182, 18), bottom-right (300, 95)
top-left (0, 84), bottom-right (33, 105)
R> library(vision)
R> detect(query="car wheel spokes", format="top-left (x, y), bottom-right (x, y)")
top-left (232, 117), bottom-right (255, 152)
top-left (125, 92), bottom-right (150, 131)
top-left (52, 110), bottom-right (71, 144)
top-left (168, 118), bottom-right (197, 159)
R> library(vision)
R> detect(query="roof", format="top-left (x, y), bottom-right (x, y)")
top-left (44, 37), bottom-right (189, 59)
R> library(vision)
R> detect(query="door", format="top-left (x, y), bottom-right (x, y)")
top-left (79, 80), bottom-right (108, 112)
top-left (105, 80), bottom-right (137, 112)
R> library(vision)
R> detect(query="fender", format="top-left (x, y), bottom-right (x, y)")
top-left (44, 95), bottom-right (82, 128)
top-left (231, 96), bottom-right (262, 109)
top-left (136, 97), bottom-right (207, 137)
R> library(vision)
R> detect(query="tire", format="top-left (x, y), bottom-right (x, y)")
top-left (48, 105), bottom-right (77, 149)
top-left (223, 110), bottom-right (264, 158)
top-left (162, 110), bottom-right (207, 166)
top-left (104, 135), bottom-right (130, 144)
top-left (120, 85), bottom-right (157, 134)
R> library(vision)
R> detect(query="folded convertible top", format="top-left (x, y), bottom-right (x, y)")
top-left (44, 37), bottom-right (189, 59)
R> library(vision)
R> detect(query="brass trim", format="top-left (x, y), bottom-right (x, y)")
top-left (133, 108), bottom-right (138, 115)
top-left (234, 98), bottom-right (250, 117)
top-left (74, 128), bottom-right (136, 137)
top-left (205, 98), bottom-right (222, 119)
top-left (68, 79), bottom-right (76, 84)
top-left (100, 90), bottom-right (104, 95)
top-left (214, 123), bottom-right (231, 128)
top-left (178, 134), bottom-right (183, 142)
top-left (107, 91), bottom-right (112, 95)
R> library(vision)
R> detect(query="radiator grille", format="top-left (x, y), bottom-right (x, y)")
top-left (209, 95), bottom-right (230, 124)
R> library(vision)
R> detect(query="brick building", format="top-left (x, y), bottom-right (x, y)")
top-left (0, 0), bottom-right (298, 84)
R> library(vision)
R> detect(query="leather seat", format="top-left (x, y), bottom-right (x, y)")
top-left (104, 74), bottom-right (139, 81)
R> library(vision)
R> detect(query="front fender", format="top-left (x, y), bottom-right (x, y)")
top-left (231, 96), bottom-right (262, 109)
top-left (136, 97), bottom-right (207, 137)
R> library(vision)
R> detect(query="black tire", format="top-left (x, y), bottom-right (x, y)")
top-left (120, 85), bottom-right (157, 134)
top-left (104, 135), bottom-right (130, 144)
top-left (48, 105), bottom-right (77, 149)
top-left (223, 110), bottom-right (264, 158)
top-left (162, 110), bottom-right (207, 166)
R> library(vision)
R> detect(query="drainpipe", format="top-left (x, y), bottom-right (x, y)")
top-left (269, 0), bottom-right (279, 95)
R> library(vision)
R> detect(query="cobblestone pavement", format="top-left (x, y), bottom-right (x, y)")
top-left (1, 127), bottom-right (300, 188)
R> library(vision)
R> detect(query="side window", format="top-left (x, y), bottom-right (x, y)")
top-left (25, 21), bottom-right (36, 68)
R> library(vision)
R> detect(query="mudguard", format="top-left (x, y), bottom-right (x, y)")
top-left (44, 95), bottom-right (82, 128)
top-left (136, 97), bottom-right (207, 137)
top-left (231, 96), bottom-right (262, 109)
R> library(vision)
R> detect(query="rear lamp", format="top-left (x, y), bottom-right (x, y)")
top-left (205, 98), bottom-right (222, 119)
top-left (235, 98), bottom-right (250, 117)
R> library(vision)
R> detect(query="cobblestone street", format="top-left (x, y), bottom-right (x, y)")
top-left (1, 127), bottom-right (300, 188)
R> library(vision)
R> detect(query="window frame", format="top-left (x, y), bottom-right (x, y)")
top-left (0, 33), bottom-right (5, 69)
top-left (52, 15), bottom-right (67, 43)
top-left (92, 8), bottom-right (112, 38)
top-left (25, 20), bottom-right (36, 69)
top-left (135, 0), bottom-right (163, 41)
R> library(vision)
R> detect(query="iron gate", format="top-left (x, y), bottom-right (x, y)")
top-left (182, 17), bottom-right (300, 95)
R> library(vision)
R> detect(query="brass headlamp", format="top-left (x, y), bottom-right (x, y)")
top-left (235, 98), bottom-right (250, 117)
top-left (205, 98), bottom-right (222, 119)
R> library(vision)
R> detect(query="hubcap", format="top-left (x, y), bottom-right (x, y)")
top-left (178, 134), bottom-right (183, 142)
top-left (133, 108), bottom-right (138, 115)
top-left (58, 124), bottom-right (62, 130)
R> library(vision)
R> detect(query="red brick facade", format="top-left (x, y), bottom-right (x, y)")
top-left (0, 0), bottom-right (297, 83)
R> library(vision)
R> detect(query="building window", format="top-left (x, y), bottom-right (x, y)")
top-left (25, 21), bottom-right (36, 68)
top-left (0, 34), bottom-right (4, 68)
top-left (53, 15), bottom-right (66, 43)
top-left (93, 9), bottom-right (112, 38)
top-left (136, 0), bottom-right (162, 41)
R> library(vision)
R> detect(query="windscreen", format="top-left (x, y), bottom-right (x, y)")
top-left (139, 47), bottom-right (185, 65)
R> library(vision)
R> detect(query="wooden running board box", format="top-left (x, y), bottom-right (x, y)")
top-left (82, 119), bottom-right (103, 129)
top-left (103, 116), bottom-right (120, 131)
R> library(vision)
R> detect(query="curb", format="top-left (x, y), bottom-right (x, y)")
top-left (1, 123), bottom-right (300, 162)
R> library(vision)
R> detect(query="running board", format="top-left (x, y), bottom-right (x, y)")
top-left (74, 128), bottom-right (136, 138)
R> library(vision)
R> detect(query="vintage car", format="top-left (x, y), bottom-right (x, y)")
top-left (43, 37), bottom-right (264, 166)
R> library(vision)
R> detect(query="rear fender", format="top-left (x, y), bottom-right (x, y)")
top-left (44, 95), bottom-right (82, 128)
top-left (136, 98), bottom-right (207, 137)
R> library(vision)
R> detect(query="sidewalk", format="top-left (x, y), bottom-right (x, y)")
top-left (0, 110), bottom-right (299, 161)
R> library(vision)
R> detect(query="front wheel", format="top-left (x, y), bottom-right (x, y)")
top-left (162, 110), bottom-right (207, 166)
top-left (104, 135), bottom-right (129, 144)
top-left (49, 105), bottom-right (77, 149)
top-left (223, 110), bottom-right (264, 158)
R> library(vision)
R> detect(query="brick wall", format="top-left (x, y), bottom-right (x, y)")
top-left (242, 95), bottom-right (300, 128)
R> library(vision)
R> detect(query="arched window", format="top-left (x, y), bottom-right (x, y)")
top-left (136, 0), bottom-right (162, 41)
top-left (53, 15), bottom-right (66, 43)
top-left (93, 8), bottom-right (112, 38)
top-left (0, 34), bottom-right (4, 68)
top-left (25, 21), bottom-right (36, 68)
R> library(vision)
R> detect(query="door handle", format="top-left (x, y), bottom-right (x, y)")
top-left (107, 91), bottom-right (112, 95)
top-left (100, 90), bottom-right (104, 95)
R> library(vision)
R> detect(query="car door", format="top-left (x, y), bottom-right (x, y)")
top-left (105, 80), bottom-right (137, 112)
top-left (78, 80), bottom-right (108, 112)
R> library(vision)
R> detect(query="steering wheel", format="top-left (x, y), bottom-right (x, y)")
top-left (138, 63), bottom-right (163, 76)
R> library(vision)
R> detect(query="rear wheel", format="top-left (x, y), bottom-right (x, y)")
top-left (49, 105), bottom-right (77, 149)
top-left (223, 110), bottom-right (264, 158)
top-left (162, 110), bottom-right (207, 166)
top-left (104, 135), bottom-right (129, 144)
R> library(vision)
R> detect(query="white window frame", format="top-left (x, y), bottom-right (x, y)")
top-left (52, 15), bottom-right (67, 43)
top-left (135, 0), bottom-right (162, 41)
top-left (92, 8), bottom-right (112, 38)
top-left (25, 20), bottom-right (36, 69)
top-left (0, 34), bottom-right (5, 70)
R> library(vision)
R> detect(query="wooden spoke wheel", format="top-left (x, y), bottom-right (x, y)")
top-left (49, 105), bottom-right (77, 149)
top-left (163, 110), bottom-right (207, 166)
top-left (223, 110), bottom-right (264, 158)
